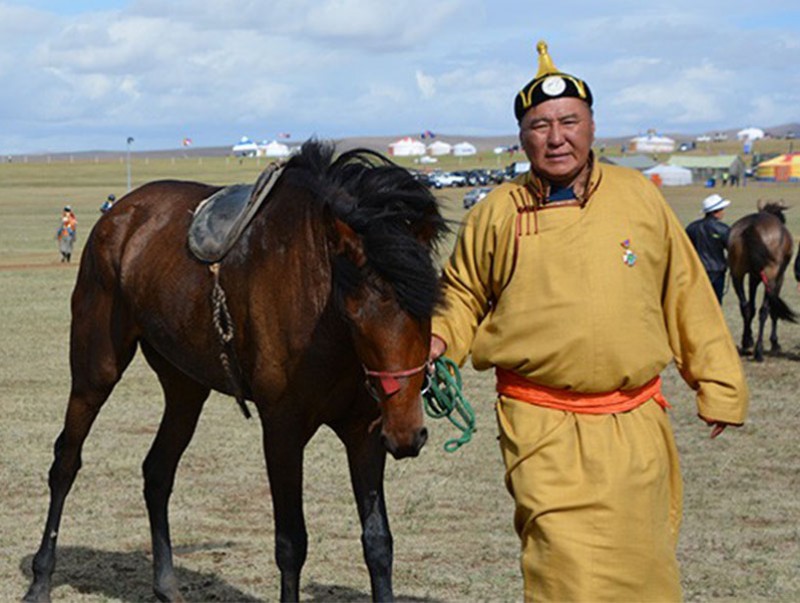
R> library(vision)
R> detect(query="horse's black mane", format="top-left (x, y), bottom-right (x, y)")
top-left (283, 139), bottom-right (447, 319)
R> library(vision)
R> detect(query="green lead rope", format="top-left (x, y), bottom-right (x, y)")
top-left (423, 356), bottom-right (477, 452)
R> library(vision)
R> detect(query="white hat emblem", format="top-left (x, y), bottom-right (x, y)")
top-left (542, 76), bottom-right (566, 96)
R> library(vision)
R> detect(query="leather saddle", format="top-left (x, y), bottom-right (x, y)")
top-left (188, 163), bottom-right (285, 263)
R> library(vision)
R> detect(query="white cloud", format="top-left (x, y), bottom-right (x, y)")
top-left (0, 0), bottom-right (798, 152)
top-left (416, 70), bottom-right (436, 99)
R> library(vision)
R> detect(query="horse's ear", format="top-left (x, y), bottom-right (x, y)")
top-left (331, 218), bottom-right (367, 268)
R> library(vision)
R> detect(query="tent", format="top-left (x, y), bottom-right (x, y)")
top-left (599, 154), bottom-right (657, 171)
top-left (628, 132), bottom-right (675, 153)
top-left (259, 140), bottom-right (291, 157)
top-left (755, 153), bottom-right (800, 181)
top-left (642, 164), bottom-right (692, 186)
top-left (736, 127), bottom-right (765, 141)
top-left (388, 137), bottom-right (426, 157)
top-left (453, 141), bottom-right (477, 157)
top-left (668, 155), bottom-right (745, 182)
top-left (232, 136), bottom-right (259, 157)
top-left (427, 140), bottom-right (452, 156)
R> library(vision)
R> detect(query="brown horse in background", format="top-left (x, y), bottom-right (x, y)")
top-left (24, 141), bottom-right (446, 602)
top-left (728, 200), bottom-right (796, 361)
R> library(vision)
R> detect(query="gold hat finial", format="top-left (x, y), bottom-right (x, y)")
top-left (535, 40), bottom-right (558, 79)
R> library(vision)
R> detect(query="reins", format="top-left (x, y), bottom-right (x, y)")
top-left (422, 357), bottom-right (476, 452)
top-left (363, 357), bottom-right (476, 452)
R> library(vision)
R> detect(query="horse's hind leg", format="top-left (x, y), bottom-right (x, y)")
top-left (731, 275), bottom-right (753, 354)
top-left (25, 286), bottom-right (138, 602)
top-left (755, 296), bottom-right (770, 362)
top-left (140, 342), bottom-right (210, 603)
top-left (336, 419), bottom-right (394, 602)
top-left (769, 275), bottom-right (787, 354)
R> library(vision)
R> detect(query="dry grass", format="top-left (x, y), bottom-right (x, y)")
top-left (1, 157), bottom-right (799, 602)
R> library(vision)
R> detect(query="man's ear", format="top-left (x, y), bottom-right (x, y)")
top-left (331, 218), bottom-right (367, 268)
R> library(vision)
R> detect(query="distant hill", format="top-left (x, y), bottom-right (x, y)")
top-left (8, 123), bottom-right (798, 163)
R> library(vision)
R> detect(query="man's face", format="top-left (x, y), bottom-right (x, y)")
top-left (518, 97), bottom-right (595, 186)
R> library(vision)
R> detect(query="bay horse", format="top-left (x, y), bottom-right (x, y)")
top-left (24, 140), bottom-right (446, 602)
top-left (728, 200), bottom-right (797, 361)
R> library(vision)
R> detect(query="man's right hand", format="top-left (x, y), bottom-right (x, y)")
top-left (429, 335), bottom-right (447, 361)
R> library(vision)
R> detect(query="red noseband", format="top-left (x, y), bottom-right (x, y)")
top-left (363, 361), bottom-right (430, 399)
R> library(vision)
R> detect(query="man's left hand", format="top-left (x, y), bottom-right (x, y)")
top-left (700, 416), bottom-right (740, 439)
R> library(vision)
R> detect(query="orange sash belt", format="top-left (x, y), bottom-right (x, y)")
top-left (496, 368), bottom-right (670, 415)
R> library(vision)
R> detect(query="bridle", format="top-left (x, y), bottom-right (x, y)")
top-left (363, 361), bottom-right (432, 402)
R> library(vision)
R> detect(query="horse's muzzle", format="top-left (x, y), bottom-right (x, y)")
top-left (382, 426), bottom-right (428, 459)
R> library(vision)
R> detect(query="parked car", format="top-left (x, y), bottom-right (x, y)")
top-left (463, 187), bottom-right (493, 209)
top-left (430, 171), bottom-right (467, 188)
top-left (410, 171), bottom-right (434, 187)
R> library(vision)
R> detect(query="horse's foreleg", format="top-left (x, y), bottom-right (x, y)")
top-left (141, 343), bottom-right (210, 603)
top-left (336, 418), bottom-right (393, 602)
top-left (261, 413), bottom-right (310, 603)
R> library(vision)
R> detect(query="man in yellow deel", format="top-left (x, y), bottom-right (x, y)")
top-left (430, 41), bottom-right (748, 602)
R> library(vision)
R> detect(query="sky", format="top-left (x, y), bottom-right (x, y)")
top-left (1, 0), bottom-right (799, 154)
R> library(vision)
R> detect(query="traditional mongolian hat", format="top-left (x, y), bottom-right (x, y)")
top-left (514, 40), bottom-right (593, 122)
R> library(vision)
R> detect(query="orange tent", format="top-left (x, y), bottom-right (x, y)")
top-left (755, 153), bottom-right (800, 181)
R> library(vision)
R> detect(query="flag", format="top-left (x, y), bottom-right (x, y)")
top-left (182, 137), bottom-right (193, 147)
top-left (420, 130), bottom-right (435, 140)
top-left (278, 132), bottom-right (291, 139)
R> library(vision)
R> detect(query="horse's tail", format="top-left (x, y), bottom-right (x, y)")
top-left (765, 287), bottom-right (798, 323)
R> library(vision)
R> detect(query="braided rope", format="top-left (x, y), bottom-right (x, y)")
top-left (209, 263), bottom-right (251, 419)
top-left (423, 356), bottom-right (476, 452)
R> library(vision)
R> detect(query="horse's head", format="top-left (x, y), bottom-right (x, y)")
top-left (330, 212), bottom-right (443, 458)
top-left (313, 145), bottom-right (446, 459)
top-left (283, 140), bottom-right (447, 458)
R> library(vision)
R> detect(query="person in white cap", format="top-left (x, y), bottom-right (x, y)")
top-left (685, 193), bottom-right (732, 302)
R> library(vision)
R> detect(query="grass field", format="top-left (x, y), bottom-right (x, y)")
top-left (1, 153), bottom-right (799, 602)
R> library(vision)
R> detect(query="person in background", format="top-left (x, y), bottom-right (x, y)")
top-left (56, 215), bottom-right (76, 262)
top-left (685, 193), bottom-right (732, 303)
top-left (61, 205), bottom-right (77, 233)
top-left (429, 40), bottom-right (748, 602)
top-left (100, 193), bottom-right (116, 213)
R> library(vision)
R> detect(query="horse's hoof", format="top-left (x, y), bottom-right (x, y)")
top-left (154, 582), bottom-right (185, 603)
top-left (22, 581), bottom-right (51, 603)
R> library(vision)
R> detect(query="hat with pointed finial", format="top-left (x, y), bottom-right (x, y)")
top-left (514, 40), bottom-right (593, 122)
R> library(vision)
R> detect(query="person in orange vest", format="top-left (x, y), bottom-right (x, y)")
top-left (62, 205), bottom-right (78, 231)
top-left (429, 40), bottom-right (748, 602)
top-left (56, 213), bottom-right (76, 262)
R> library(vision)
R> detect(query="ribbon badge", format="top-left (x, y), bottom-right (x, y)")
top-left (621, 238), bottom-right (637, 267)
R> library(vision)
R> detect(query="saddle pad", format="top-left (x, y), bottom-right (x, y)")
top-left (188, 163), bottom-right (285, 263)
